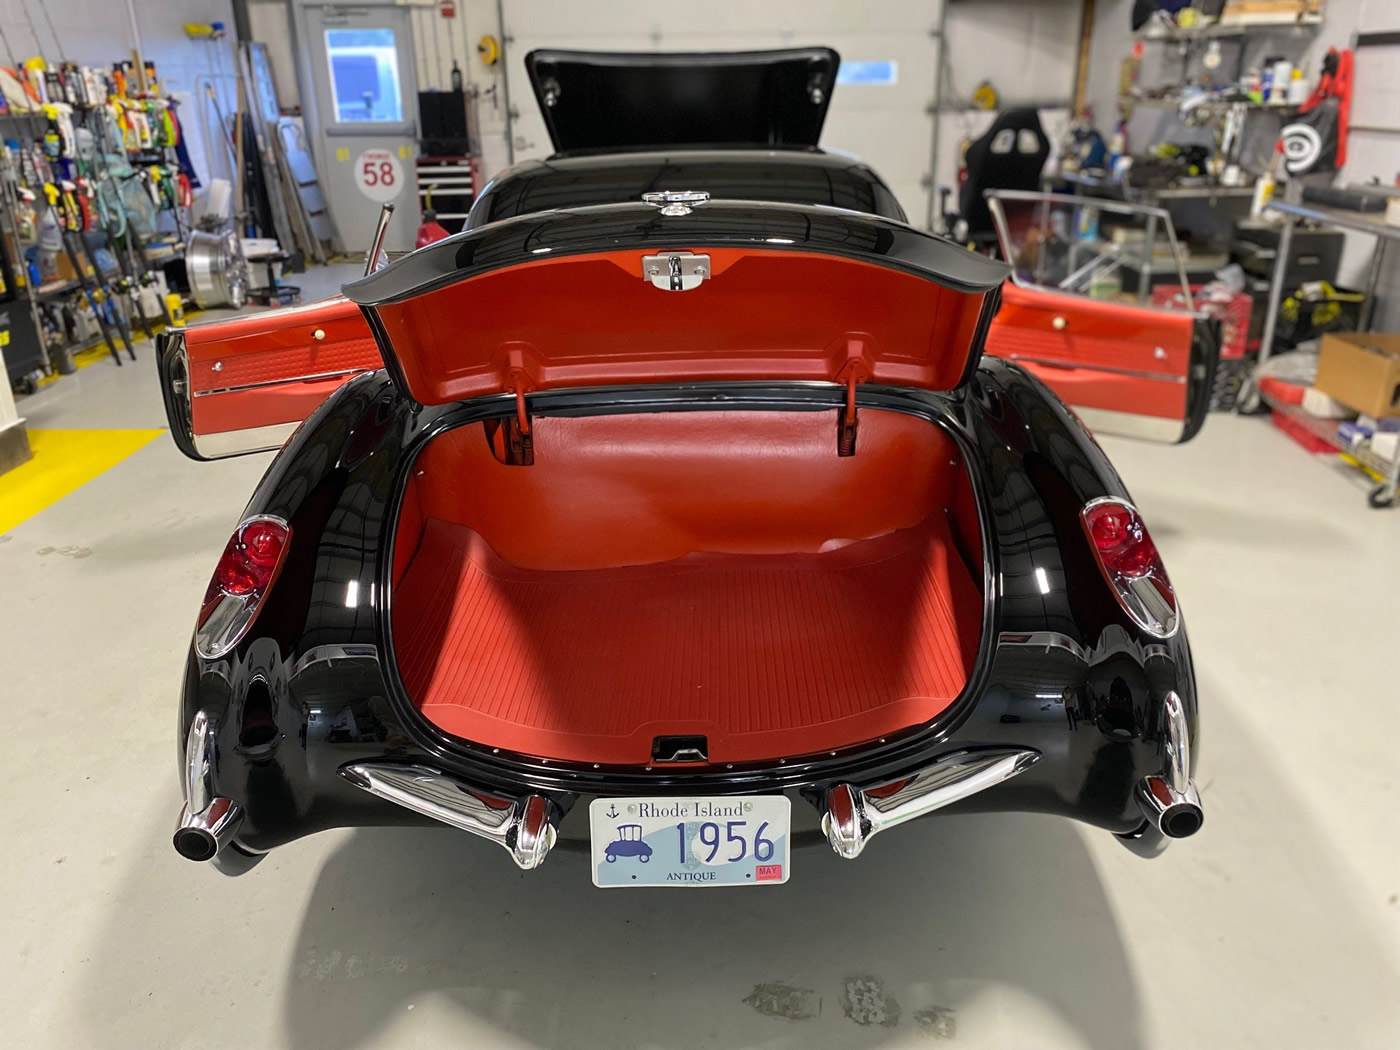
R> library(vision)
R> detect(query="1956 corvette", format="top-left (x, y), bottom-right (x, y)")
top-left (158, 48), bottom-right (1203, 885)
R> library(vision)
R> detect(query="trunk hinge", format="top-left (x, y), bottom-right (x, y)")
top-left (835, 358), bottom-right (870, 457)
top-left (502, 367), bottom-right (535, 465)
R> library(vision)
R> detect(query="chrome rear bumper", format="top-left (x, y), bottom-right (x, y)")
top-left (821, 748), bottom-right (1040, 859)
top-left (339, 762), bottom-right (561, 870)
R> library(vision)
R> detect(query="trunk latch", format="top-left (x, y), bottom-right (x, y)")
top-left (836, 358), bottom-right (871, 457)
top-left (652, 735), bottom-right (709, 763)
top-left (642, 252), bottom-right (709, 292)
top-left (501, 367), bottom-right (535, 465)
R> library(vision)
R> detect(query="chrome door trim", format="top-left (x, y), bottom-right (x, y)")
top-left (194, 368), bottom-right (372, 397)
top-left (1071, 406), bottom-right (1186, 444)
top-left (1007, 355), bottom-right (1187, 383)
top-left (193, 421), bottom-right (300, 459)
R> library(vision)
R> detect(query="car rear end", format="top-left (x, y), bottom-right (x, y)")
top-left (170, 200), bottom-right (1201, 882)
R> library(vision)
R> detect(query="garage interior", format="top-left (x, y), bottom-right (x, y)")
top-left (2, 1), bottom-right (1398, 1048)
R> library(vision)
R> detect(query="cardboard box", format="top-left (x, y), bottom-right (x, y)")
top-left (1313, 332), bottom-right (1400, 419)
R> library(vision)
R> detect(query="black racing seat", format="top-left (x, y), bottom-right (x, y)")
top-left (943, 108), bottom-right (1051, 251)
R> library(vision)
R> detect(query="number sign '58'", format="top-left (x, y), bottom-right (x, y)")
top-left (355, 149), bottom-right (404, 204)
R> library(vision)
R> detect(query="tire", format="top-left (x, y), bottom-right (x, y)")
top-left (605, 853), bottom-right (616, 863)
top-left (639, 853), bottom-right (650, 863)
top-left (1368, 484), bottom-right (1395, 509)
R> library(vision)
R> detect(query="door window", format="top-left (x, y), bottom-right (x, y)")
top-left (324, 28), bottom-right (403, 123)
top-left (986, 191), bottom-right (1194, 311)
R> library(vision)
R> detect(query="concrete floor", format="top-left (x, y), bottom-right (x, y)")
top-left (3, 271), bottom-right (1398, 1048)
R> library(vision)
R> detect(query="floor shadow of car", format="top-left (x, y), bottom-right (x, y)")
top-left (278, 812), bottom-right (1143, 1050)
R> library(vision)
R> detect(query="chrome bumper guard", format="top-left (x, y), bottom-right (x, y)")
top-left (1133, 691), bottom-right (1204, 840)
top-left (173, 711), bottom-right (247, 863)
top-left (339, 762), bottom-right (560, 870)
top-left (821, 747), bottom-right (1040, 859)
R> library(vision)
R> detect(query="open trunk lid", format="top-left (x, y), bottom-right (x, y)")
top-left (342, 198), bottom-right (1009, 415)
top-left (525, 48), bottom-right (841, 154)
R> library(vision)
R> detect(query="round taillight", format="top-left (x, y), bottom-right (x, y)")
top-left (1109, 532), bottom-right (1158, 579)
top-left (1088, 506), bottom-right (1130, 552)
top-left (240, 520), bottom-right (286, 569)
top-left (197, 516), bottom-right (291, 658)
top-left (215, 562), bottom-right (260, 597)
top-left (1080, 498), bottom-right (1177, 636)
top-left (209, 518), bottom-right (289, 600)
top-left (1083, 501), bottom-right (1154, 579)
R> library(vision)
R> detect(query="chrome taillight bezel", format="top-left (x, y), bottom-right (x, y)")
top-left (195, 514), bottom-right (291, 659)
top-left (1080, 497), bottom-right (1178, 638)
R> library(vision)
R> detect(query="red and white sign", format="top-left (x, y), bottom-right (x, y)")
top-left (440, 0), bottom-right (457, 16)
top-left (354, 149), bottom-right (403, 204)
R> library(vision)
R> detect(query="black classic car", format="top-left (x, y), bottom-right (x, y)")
top-left (160, 49), bottom-right (1202, 885)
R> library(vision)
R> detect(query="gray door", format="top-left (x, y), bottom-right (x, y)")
top-left (298, 3), bottom-right (419, 253)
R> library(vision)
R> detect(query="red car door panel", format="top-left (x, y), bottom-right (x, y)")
top-left (172, 296), bottom-right (380, 457)
top-left (986, 281), bottom-right (1198, 441)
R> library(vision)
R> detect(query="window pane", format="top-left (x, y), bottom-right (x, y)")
top-left (325, 28), bottom-right (403, 123)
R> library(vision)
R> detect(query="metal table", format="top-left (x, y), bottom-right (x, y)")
top-left (1256, 199), bottom-right (1398, 368)
top-left (1057, 169), bottom-right (1257, 204)
top-left (1254, 199), bottom-right (1400, 507)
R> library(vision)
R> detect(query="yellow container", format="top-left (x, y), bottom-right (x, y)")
top-left (165, 293), bottom-right (185, 324)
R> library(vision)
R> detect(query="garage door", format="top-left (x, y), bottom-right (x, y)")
top-left (501, 0), bottom-right (944, 227)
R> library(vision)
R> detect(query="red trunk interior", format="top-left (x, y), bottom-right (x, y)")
top-left (370, 248), bottom-right (987, 406)
top-left (391, 409), bottom-right (984, 765)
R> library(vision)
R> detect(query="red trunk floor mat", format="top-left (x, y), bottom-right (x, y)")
top-left (393, 517), bottom-right (982, 765)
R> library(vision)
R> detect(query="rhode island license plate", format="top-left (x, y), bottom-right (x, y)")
top-left (589, 795), bottom-right (791, 888)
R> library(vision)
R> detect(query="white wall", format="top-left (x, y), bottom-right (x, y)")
top-left (943, 0), bottom-right (1082, 109)
top-left (933, 0), bottom-right (1083, 207)
top-left (233, 0), bottom-right (1087, 216)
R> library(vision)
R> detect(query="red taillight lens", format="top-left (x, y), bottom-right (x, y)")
top-left (1081, 499), bottom-right (1177, 636)
top-left (197, 516), bottom-right (290, 658)
top-left (208, 519), bottom-right (289, 602)
top-left (1084, 502), bottom-right (1157, 579)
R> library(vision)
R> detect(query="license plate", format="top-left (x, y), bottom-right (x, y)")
top-left (589, 795), bottom-right (791, 888)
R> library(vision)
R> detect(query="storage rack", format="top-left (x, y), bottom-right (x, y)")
top-left (415, 155), bottom-right (480, 233)
top-left (1248, 199), bottom-right (1400, 508)
top-left (0, 47), bottom-right (190, 390)
top-left (1261, 391), bottom-right (1400, 508)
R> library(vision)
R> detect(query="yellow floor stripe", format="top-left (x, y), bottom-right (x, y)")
top-left (0, 428), bottom-right (164, 533)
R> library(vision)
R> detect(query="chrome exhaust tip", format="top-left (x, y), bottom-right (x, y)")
top-left (175, 711), bottom-right (246, 862)
top-left (339, 762), bottom-right (561, 870)
top-left (821, 747), bottom-right (1040, 859)
top-left (173, 796), bottom-right (244, 862)
top-left (1135, 690), bottom-right (1203, 840)
top-left (1136, 776), bottom-right (1204, 839)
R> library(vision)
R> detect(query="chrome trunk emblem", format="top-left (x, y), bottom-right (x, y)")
top-left (641, 190), bottom-right (710, 216)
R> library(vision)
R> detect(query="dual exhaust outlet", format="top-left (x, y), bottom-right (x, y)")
top-left (1133, 691), bottom-right (1204, 840)
top-left (176, 692), bottom-right (1200, 869)
top-left (172, 711), bottom-right (247, 864)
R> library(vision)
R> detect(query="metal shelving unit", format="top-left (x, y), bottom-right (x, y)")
top-left (1136, 15), bottom-right (1323, 42)
top-left (1262, 392), bottom-right (1400, 508)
